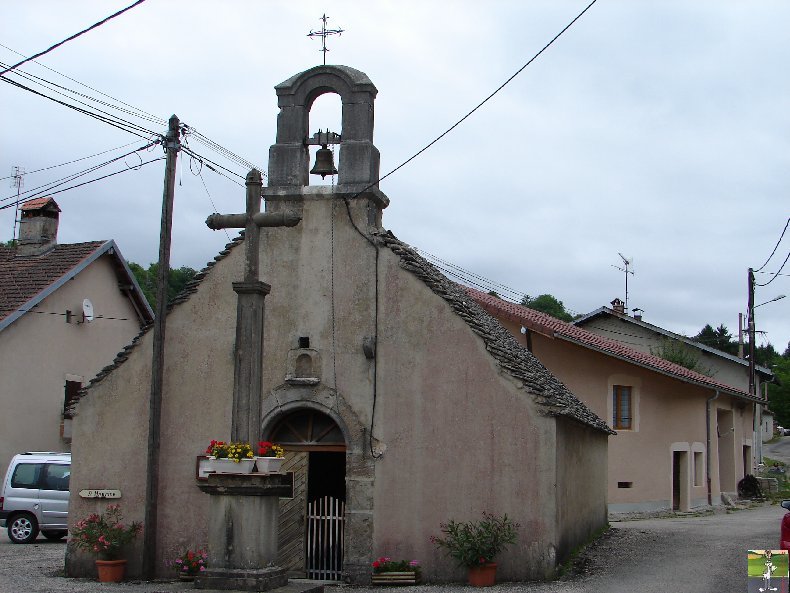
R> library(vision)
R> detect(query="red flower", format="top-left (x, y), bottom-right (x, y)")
top-left (372, 561), bottom-right (380, 568)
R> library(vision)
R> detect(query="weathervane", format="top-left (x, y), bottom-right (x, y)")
top-left (307, 14), bottom-right (344, 65)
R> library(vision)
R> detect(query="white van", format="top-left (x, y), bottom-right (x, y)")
top-left (0, 452), bottom-right (71, 543)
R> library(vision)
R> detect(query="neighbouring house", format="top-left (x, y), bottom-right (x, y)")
top-left (468, 288), bottom-right (764, 514)
top-left (574, 300), bottom-right (773, 461)
top-left (65, 65), bottom-right (612, 583)
top-left (0, 197), bottom-right (153, 474)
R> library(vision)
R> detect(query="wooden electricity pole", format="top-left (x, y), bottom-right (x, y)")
top-left (143, 114), bottom-right (180, 578)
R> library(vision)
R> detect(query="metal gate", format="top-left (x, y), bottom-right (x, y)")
top-left (306, 496), bottom-right (345, 580)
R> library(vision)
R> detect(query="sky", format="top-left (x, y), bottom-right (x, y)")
top-left (1, 1), bottom-right (788, 352)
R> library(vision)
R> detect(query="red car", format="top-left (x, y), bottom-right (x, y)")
top-left (782, 500), bottom-right (790, 550)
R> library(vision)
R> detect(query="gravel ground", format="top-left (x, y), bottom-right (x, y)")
top-left (0, 504), bottom-right (780, 593)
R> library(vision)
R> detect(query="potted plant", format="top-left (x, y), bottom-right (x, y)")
top-left (205, 440), bottom-right (255, 473)
top-left (371, 557), bottom-right (421, 585)
top-left (173, 548), bottom-right (208, 581)
top-left (431, 512), bottom-right (519, 587)
top-left (70, 504), bottom-right (143, 582)
top-left (255, 441), bottom-right (285, 473)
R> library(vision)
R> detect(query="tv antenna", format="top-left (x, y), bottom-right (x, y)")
top-left (612, 253), bottom-right (635, 311)
top-left (9, 166), bottom-right (24, 244)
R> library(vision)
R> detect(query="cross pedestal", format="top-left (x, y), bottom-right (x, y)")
top-left (195, 474), bottom-right (292, 591)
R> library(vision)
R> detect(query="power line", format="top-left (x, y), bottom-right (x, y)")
top-left (1, 144), bottom-right (157, 205)
top-left (0, 141), bottom-right (142, 181)
top-left (755, 218), bottom-right (790, 273)
top-left (0, 0), bottom-right (148, 77)
top-left (0, 42), bottom-right (164, 125)
top-left (351, 0), bottom-right (599, 197)
top-left (756, 250), bottom-right (790, 287)
top-left (1, 75), bottom-right (159, 140)
top-left (0, 156), bottom-right (164, 209)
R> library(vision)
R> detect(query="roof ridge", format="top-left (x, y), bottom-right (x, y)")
top-left (466, 287), bottom-right (753, 398)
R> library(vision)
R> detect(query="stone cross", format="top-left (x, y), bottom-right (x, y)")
top-left (206, 169), bottom-right (300, 443)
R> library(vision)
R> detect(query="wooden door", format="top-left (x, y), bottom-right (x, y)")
top-left (278, 451), bottom-right (308, 575)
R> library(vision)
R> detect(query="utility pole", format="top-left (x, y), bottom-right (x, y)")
top-left (748, 267), bottom-right (756, 398)
top-left (143, 114), bottom-right (180, 579)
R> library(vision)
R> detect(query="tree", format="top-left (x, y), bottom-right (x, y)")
top-left (650, 338), bottom-right (713, 376)
top-left (128, 261), bottom-right (197, 310)
top-left (520, 294), bottom-right (574, 322)
top-left (693, 324), bottom-right (738, 355)
top-left (768, 355), bottom-right (790, 427)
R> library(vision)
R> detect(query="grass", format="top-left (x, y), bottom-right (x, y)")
top-left (758, 457), bottom-right (790, 502)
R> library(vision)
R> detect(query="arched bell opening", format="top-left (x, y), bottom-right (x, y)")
top-left (307, 92), bottom-right (342, 187)
top-left (269, 409), bottom-right (347, 580)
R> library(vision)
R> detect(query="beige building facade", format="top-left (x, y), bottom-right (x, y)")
top-left (66, 65), bottom-right (612, 583)
top-left (0, 198), bottom-right (152, 475)
top-left (470, 289), bottom-right (762, 514)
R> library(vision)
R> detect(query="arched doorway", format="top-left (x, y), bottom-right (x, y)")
top-left (270, 409), bottom-right (346, 580)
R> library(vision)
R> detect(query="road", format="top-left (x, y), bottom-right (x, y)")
top-left (0, 504), bottom-right (783, 592)
top-left (765, 436), bottom-right (790, 465)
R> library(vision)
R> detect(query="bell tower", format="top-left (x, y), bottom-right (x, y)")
top-left (264, 66), bottom-right (389, 226)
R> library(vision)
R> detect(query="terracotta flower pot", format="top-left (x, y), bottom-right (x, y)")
top-left (467, 562), bottom-right (497, 587)
top-left (96, 559), bottom-right (127, 583)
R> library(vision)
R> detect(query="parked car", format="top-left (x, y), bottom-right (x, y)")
top-left (781, 500), bottom-right (790, 551)
top-left (0, 452), bottom-right (70, 543)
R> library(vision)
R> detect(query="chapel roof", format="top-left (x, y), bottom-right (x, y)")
top-left (73, 229), bottom-right (614, 434)
top-left (0, 240), bottom-right (153, 331)
top-left (467, 288), bottom-right (760, 402)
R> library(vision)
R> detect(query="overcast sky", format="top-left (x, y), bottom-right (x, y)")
top-left (1, 1), bottom-right (788, 352)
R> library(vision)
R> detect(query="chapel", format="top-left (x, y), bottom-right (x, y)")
top-left (65, 65), bottom-right (612, 583)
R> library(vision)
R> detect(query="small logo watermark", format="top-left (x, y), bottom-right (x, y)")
top-left (748, 550), bottom-right (789, 592)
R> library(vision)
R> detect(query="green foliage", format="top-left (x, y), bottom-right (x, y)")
top-left (520, 294), bottom-right (574, 322)
top-left (128, 261), bottom-right (197, 310)
top-left (71, 504), bottom-right (142, 560)
top-left (431, 512), bottom-right (519, 568)
top-left (768, 355), bottom-right (790, 427)
top-left (650, 338), bottom-right (712, 376)
top-left (693, 324), bottom-right (738, 355)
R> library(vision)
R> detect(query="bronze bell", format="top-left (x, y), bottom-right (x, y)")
top-left (310, 144), bottom-right (338, 178)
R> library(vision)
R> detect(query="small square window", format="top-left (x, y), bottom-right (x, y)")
top-left (617, 481), bottom-right (633, 489)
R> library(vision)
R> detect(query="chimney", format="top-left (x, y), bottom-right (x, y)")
top-left (17, 197), bottom-right (60, 256)
top-left (632, 307), bottom-right (644, 321)
top-left (611, 298), bottom-right (625, 315)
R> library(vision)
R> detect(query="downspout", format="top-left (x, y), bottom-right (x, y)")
top-left (706, 390), bottom-right (720, 506)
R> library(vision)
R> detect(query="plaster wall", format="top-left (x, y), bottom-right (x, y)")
top-left (372, 249), bottom-right (564, 582)
top-left (498, 317), bottom-right (753, 511)
top-left (66, 245), bottom-right (242, 578)
top-left (0, 254), bottom-right (142, 473)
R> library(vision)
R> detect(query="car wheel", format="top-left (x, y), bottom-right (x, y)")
top-left (8, 513), bottom-right (39, 544)
top-left (41, 530), bottom-right (67, 541)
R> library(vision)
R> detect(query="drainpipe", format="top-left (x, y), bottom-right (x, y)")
top-left (706, 390), bottom-right (720, 506)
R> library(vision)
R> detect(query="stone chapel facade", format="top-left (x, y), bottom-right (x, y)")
top-left (66, 65), bottom-right (612, 583)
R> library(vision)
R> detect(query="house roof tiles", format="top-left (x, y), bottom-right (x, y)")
top-left (466, 287), bottom-right (758, 401)
top-left (0, 241), bottom-right (106, 321)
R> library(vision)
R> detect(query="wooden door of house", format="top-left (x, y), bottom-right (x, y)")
top-left (272, 410), bottom-right (346, 580)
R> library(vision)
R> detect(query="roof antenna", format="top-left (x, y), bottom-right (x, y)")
top-left (612, 253), bottom-right (635, 311)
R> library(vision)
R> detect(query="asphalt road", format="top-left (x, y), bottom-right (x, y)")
top-left (765, 436), bottom-right (790, 465)
top-left (0, 504), bottom-right (783, 593)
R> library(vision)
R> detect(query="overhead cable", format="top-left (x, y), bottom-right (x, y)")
top-left (755, 218), bottom-right (790, 273)
top-left (0, 0), bottom-right (148, 77)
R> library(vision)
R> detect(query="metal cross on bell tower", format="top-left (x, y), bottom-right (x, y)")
top-left (307, 13), bottom-right (344, 65)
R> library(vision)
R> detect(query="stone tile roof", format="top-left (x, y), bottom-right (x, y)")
top-left (377, 231), bottom-right (614, 434)
top-left (0, 241), bottom-right (106, 322)
top-left (73, 229), bottom-right (613, 434)
top-left (467, 287), bottom-right (757, 401)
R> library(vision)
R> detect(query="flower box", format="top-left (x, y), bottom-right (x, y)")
top-left (211, 458), bottom-right (255, 474)
top-left (371, 571), bottom-right (421, 586)
top-left (255, 456), bottom-right (285, 474)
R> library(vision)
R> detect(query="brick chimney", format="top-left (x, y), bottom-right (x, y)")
top-left (611, 298), bottom-right (626, 315)
top-left (17, 197), bottom-right (61, 256)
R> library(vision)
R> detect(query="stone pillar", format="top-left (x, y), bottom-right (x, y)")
top-left (231, 281), bottom-right (270, 443)
top-left (195, 474), bottom-right (292, 591)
